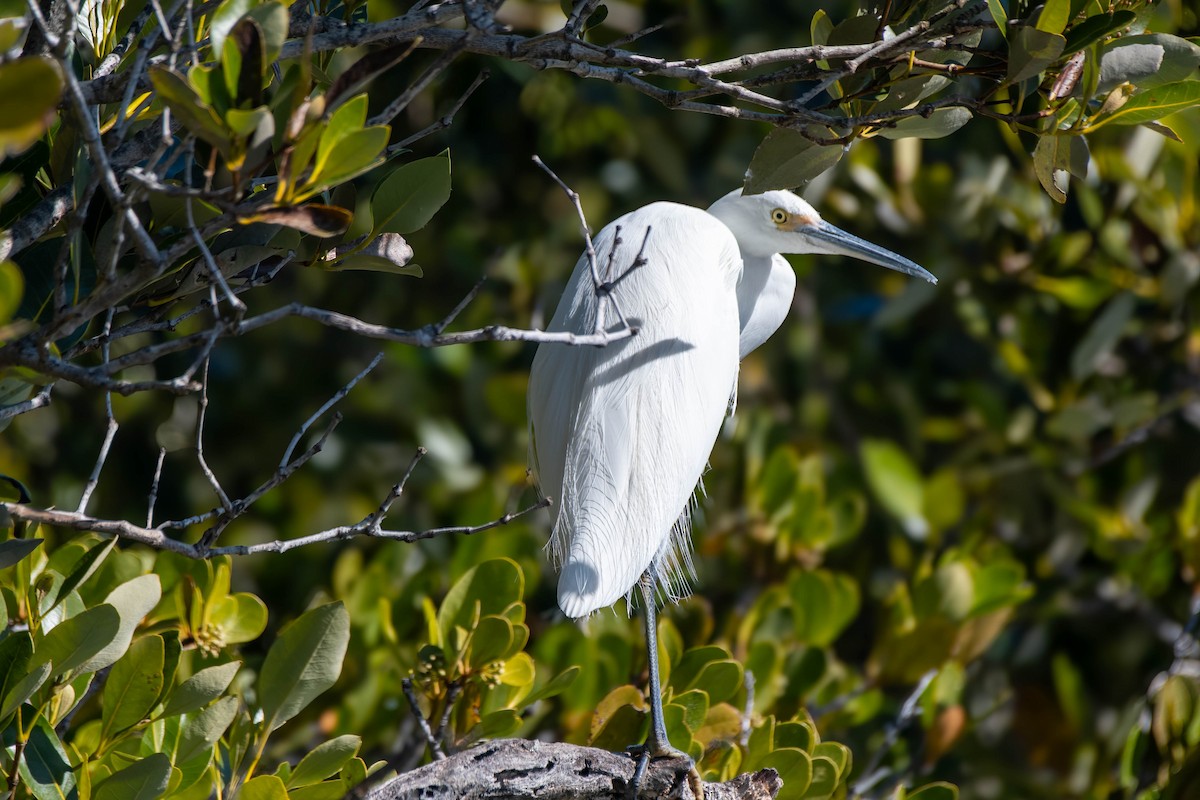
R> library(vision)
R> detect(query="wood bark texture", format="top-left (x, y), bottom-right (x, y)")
top-left (364, 738), bottom-right (782, 800)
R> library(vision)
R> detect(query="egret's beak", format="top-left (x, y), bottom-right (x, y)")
top-left (807, 220), bottom-right (937, 285)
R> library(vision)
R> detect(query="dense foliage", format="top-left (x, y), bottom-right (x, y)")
top-left (1, 0), bottom-right (1199, 798)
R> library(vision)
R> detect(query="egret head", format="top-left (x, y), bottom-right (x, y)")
top-left (708, 188), bottom-right (936, 284)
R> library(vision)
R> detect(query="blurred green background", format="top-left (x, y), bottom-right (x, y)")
top-left (3, 0), bottom-right (1200, 797)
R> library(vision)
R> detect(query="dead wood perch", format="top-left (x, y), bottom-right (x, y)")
top-left (364, 738), bottom-right (783, 799)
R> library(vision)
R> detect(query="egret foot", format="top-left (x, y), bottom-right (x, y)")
top-left (624, 744), bottom-right (702, 799)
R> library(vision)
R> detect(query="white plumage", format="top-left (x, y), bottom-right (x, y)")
top-left (527, 187), bottom-right (935, 757)
top-left (528, 202), bottom-right (743, 618)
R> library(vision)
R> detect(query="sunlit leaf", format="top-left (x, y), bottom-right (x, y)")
top-left (875, 107), bottom-right (971, 140)
top-left (373, 154), bottom-right (453, 235)
top-left (163, 661), bottom-right (241, 717)
top-left (92, 754), bottom-right (171, 800)
top-left (101, 635), bottom-right (165, 741)
top-left (259, 601), bottom-right (350, 732)
top-left (18, 717), bottom-right (77, 800)
top-left (860, 439), bottom-right (926, 538)
top-left (1007, 27), bottom-right (1065, 84)
top-left (287, 735), bottom-right (361, 788)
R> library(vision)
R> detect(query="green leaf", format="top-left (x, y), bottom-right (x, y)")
top-left (92, 754), bottom-right (171, 800)
top-left (468, 615), bottom-right (514, 669)
top-left (287, 735), bottom-right (361, 788)
top-left (236, 774), bottom-right (288, 800)
top-left (1070, 292), bottom-right (1136, 381)
top-left (81, 574), bottom-right (162, 672)
top-left (1036, 0), bottom-right (1071, 35)
top-left (1091, 82), bottom-right (1200, 128)
top-left (791, 570), bottom-right (860, 646)
top-left (33, 603), bottom-right (120, 679)
top-left (1099, 34), bottom-right (1200, 92)
top-left (907, 782), bottom-right (959, 800)
top-left (1007, 27), bottom-right (1066, 84)
top-left (18, 717), bottom-right (78, 800)
top-left (177, 695), bottom-right (239, 761)
top-left (1063, 11), bottom-right (1138, 55)
top-left (524, 665), bottom-right (580, 705)
top-left (1033, 134), bottom-right (1070, 203)
top-left (806, 755), bottom-right (840, 797)
top-left (208, 0), bottom-right (252, 57)
top-left (0, 259), bottom-right (24, 324)
top-left (860, 439), bottom-right (926, 538)
top-left (761, 748), bottom-right (812, 799)
top-left (438, 558), bottom-right (524, 646)
top-left (210, 593), bottom-right (268, 645)
top-left (745, 128), bottom-right (843, 194)
top-left (101, 635), bottom-right (165, 741)
top-left (1, 661), bottom-right (51, 718)
top-left (308, 126), bottom-right (390, 192)
top-left (372, 154), bottom-right (452, 235)
top-left (46, 537), bottom-right (115, 612)
top-left (0, 537), bottom-right (42, 568)
top-left (149, 67), bottom-right (231, 154)
top-left (986, 0), bottom-right (1007, 40)
top-left (259, 601), bottom-right (350, 732)
top-left (478, 708), bottom-right (522, 737)
top-left (0, 630), bottom-right (32, 717)
top-left (875, 108), bottom-right (971, 140)
top-left (874, 76), bottom-right (951, 113)
top-left (0, 57), bottom-right (63, 157)
top-left (162, 661), bottom-right (241, 717)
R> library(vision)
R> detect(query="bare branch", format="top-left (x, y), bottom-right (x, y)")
top-left (280, 352), bottom-right (385, 468)
top-left (401, 678), bottom-right (447, 761)
top-left (0, 496), bottom-right (550, 559)
top-left (0, 385), bottom-right (53, 424)
top-left (147, 447), bottom-right (167, 528)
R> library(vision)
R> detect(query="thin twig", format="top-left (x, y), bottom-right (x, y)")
top-left (76, 310), bottom-right (120, 514)
top-left (402, 677), bottom-right (446, 760)
top-left (280, 352), bottom-right (385, 467)
top-left (195, 359), bottom-right (234, 514)
top-left (850, 669), bottom-right (938, 799)
top-left (147, 447), bottom-right (167, 528)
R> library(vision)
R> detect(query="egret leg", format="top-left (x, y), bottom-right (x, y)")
top-left (637, 570), bottom-right (686, 759)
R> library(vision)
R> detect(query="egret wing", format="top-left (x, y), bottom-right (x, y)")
top-left (528, 202), bottom-right (742, 617)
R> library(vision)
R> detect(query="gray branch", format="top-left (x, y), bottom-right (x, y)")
top-left (364, 739), bottom-right (782, 800)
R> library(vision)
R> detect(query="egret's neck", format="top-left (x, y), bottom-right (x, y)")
top-left (736, 254), bottom-right (796, 359)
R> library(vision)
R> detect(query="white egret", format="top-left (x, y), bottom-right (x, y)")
top-left (528, 188), bottom-right (936, 758)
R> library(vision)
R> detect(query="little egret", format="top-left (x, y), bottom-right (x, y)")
top-left (528, 188), bottom-right (935, 758)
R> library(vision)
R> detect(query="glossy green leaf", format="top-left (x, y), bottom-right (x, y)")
top-left (806, 755), bottom-right (841, 797)
top-left (0, 57), bottom-right (63, 157)
top-left (1033, 134), bottom-right (1070, 203)
top-left (875, 76), bottom-right (951, 113)
top-left (101, 635), bottom-right (165, 741)
top-left (211, 593), bottom-right (268, 644)
top-left (1099, 34), bottom-right (1200, 92)
top-left (1063, 11), bottom-right (1138, 54)
top-left (287, 734), bottom-right (361, 788)
top-left (1007, 27), bottom-right (1066, 84)
top-left (438, 558), bottom-right (524, 646)
top-left (876, 108), bottom-right (971, 140)
top-left (812, 742), bottom-right (851, 776)
top-left (1036, 0), bottom-right (1071, 34)
top-left (81, 574), bottom-right (162, 672)
top-left (762, 748), bottom-right (812, 799)
top-left (1091, 82), bottom-right (1200, 128)
top-left (0, 536), bottom-right (41, 568)
top-left (33, 603), bottom-right (120, 678)
top-left (308, 126), bottom-right (390, 192)
top-left (478, 708), bottom-right (522, 737)
top-left (18, 717), bottom-right (77, 800)
top-left (372, 154), bottom-right (453, 235)
top-left (163, 661), bottom-right (241, 717)
top-left (775, 720), bottom-right (816, 753)
top-left (860, 439), bottom-right (926, 538)
top-left (745, 128), bottom-right (843, 194)
top-left (1, 661), bottom-right (51, 718)
top-left (92, 754), bottom-right (171, 800)
top-left (0, 630), bottom-right (32, 714)
top-left (468, 615), bottom-right (514, 668)
top-left (236, 774), bottom-right (288, 800)
top-left (46, 536), bottom-right (115, 612)
top-left (208, 0), bottom-right (252, 57)
top-left (177, 695), bottom-right (239, 761)
top-left (259, 601), bottom-right (350, 731)
top-left (524, 665), bottom-right (580, 705)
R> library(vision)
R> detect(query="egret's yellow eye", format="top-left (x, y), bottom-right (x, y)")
top-left (770, 208), bottom-right (789, 224)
